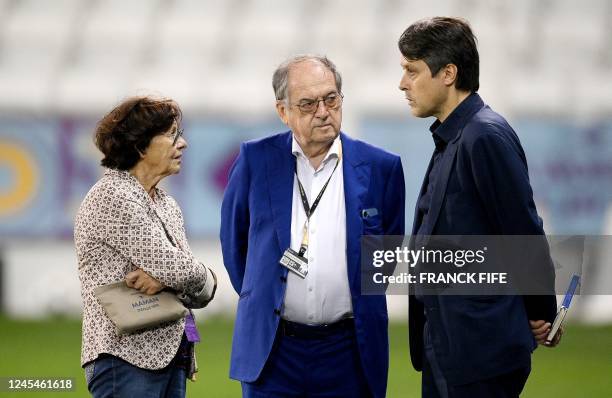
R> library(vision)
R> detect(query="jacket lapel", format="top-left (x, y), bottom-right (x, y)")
top-left (420, 138), bottom-right (460, 236)
top-left (341, 133), bottom-right (370, 294)
top-left (420, 97), bottom-right (484, 236)
top-left (266, 132), bottom-right (370, 291)
top-left (411, 155), bottom-right (435, 236)
top-left (266, 132), bottom-right (295, 253)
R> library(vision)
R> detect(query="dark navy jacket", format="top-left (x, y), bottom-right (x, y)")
top-left (408, 93), bottom-right (557, 385)
top-left (221, 131), bottom-right (405, 398)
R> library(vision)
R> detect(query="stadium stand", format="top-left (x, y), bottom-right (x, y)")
top-left (0, 0), bottom-right (610, 116)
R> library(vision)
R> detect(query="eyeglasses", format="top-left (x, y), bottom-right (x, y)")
top-left (170, 128), bottom-right (183, 146)
top-left (290, 92), bottom-right (344, 114)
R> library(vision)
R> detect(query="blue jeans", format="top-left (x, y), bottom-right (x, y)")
top-left (85, 354), bottom-right (186, 398)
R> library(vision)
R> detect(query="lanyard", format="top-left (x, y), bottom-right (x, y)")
top-left (294, 146), bottom-right (342, 256)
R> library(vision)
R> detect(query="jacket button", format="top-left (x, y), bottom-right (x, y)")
top-left (273, 309), bottom-right (281, 315)
top-left (280, 276), bottom-right (287, 283)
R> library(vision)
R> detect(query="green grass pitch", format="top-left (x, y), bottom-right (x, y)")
top-left (0, 316), bottom-right (610, 397)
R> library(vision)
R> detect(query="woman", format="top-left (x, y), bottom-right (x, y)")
top-left (75, 96), bottom-right (216, 397)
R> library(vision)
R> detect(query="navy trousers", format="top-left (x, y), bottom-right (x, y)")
top-left (242, 323), bottom-right (372, 397)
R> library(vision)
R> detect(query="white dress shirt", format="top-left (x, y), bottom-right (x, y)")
top-left (282, 135), bottom-right (353, 325)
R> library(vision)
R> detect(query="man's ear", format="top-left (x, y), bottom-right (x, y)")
top-left (275, 100), bottom-right (289, 125)
top-left (442, 64), bottom-right (459, 88)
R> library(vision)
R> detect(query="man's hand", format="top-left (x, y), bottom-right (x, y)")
top-left (126, 268), bottom-right (164, 295)
top-left (530, 320), bottom-right (563, 347)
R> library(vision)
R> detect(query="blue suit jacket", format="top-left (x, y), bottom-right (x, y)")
top-left (408, 94), bottom-right (557, 385)
top-left (220, 131), bottom-right (405, 398)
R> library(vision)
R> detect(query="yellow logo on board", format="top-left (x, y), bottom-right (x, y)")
top-left (0, 140), bottom-right (39, 216)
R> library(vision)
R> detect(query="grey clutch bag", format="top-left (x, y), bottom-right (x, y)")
top-left (94, 281), bottom-right (188, 335)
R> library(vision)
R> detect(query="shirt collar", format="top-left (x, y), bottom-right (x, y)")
top-left (104, 168), bottom-right (166, 202)
top-left (292, 134), bottom-right (341, 165)
top-left (105, 168), bottom-right (137, 183)
top-left (429, 92), bottom-right (483, 147)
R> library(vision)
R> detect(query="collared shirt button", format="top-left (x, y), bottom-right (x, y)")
top-left (308, 315), bottom-right (314, 320)
top-left (308, 287), bottom-right (313, 292)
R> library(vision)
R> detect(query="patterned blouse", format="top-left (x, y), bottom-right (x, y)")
top-left (74, 169), bottom-right (215, 369)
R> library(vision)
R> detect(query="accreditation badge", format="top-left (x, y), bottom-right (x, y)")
top-left (279, 248), bottom-right (308, 278)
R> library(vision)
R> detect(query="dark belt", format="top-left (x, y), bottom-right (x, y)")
top-left (279, 318), bottom-right (355, 340)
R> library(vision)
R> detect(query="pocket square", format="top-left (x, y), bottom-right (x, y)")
top-left (361, 208), bottom-right (379, 218)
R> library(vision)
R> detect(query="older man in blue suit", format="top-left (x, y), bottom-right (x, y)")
top-left (220, 55), bottom-right (405, 397)
top-left (398, 17), bottom-right (562, 398)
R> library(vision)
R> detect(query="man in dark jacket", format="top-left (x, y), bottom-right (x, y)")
top-left (398, 17), bottom-right (562, 398)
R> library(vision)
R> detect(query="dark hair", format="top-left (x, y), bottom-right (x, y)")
top-left (94, 96), bottom-right (182, 170)
top-left (272, 54), bottom-right (342, 101)
top-left (398, 17), bottom-right (479, 92)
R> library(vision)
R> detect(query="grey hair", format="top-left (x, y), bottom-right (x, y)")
top-left (272, 54), bottom-right (343, 101)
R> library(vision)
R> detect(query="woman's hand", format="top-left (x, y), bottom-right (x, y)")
top-left (126, 268), bottom-right (164, 295)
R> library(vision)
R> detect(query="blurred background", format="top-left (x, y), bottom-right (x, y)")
top-left (0, 0), bottom-right (611, 396)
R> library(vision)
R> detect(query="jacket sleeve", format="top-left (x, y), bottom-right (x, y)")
top-left (469, 129), bottom-right (543, 235)
top-left (170, 204), bottom-right (217, 307)
top-left (220, 143), bottom-right (251, 294)
top-left (469, 129), bottom-right (557, 322)
top-left (101, 198), bottom-right (209, 296)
